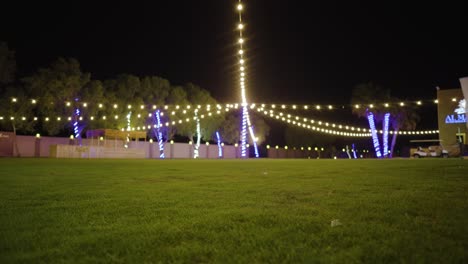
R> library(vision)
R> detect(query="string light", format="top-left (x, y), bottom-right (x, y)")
top-left (8, 97), bottom-right (443, 112)
top-left (236, 0), bottom-right (258, 158)
top-left (0, 101), bottom-right (440, 136)
top-left (256, 107), bottom-right (370, 131)
top-left (253, 108), bottom-right (438, 137)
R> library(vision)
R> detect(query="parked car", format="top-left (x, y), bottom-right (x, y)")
top-left (410, 140), bottom-right (449, 158)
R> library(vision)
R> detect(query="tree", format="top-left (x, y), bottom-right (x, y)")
top-left (139, 76), bottom-right (171, 106)
top-left (0, 42), bottom-right (16, 86)
top-left (0, 42), bottom-right (36, 155)
top-left (101, 75), bottom-right (149, 132)
top-left (80, 80), bottom-right (107, 130)
top-left (351, 82), bottom-right (392, 157)
top-left (138, 76), bottom-right (172, 142)
top-left (185, 83), bottom-right (225, 142)
top-left (351, 82), bottom-right (391, 121)
top-left (218, 114), bottom-right (239, 144)
top-left (388, 103), bottom-right (420, 157)
top-left (0, 86), bottom-right (34, 156)
top-left (164, 85), bottom-right (190, 141)
top-left (219, 111), bottom-right (270, 145)
top-left (351, 82), bottom-right (420, 157)
top-left (22, 58), bottom-right (90, 136)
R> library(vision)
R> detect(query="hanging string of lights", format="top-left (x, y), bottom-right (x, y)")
top-left (255, 107), bottom-right (439, 136)
top-left (7, 97), bottom-right (453, 111)
top-left (248, 99), bottom-right (443, 110)
top-left (0, 104), bottom-right (439, 136)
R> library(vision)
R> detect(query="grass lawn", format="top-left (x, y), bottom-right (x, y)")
top-left (0, 158), bottom-right (467, 263)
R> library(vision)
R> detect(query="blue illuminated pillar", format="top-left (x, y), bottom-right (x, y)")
top-left (216, 131), bottom-right (223, 158)
top-left (194, 110), bottom-right (201, 159)
top-left (125, 111), bottom-right (132, 148)
top-left (367, 111), bottom-right (382, 158)
top-left (73, 108), bottom-right (83, 146)
top-left (382, 113), bottom-right (390, 158)
top-left (240, 106), bottom-right (248, 158)
top-left (352, 144), bottom-right (358, 159)
top-left (248, 125), bottom-right (260, 158)
top-left (154, 110), bottom-right (165, 159)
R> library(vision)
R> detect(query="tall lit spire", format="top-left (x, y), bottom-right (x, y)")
top-left (236, 0), bottom-right (259, 157)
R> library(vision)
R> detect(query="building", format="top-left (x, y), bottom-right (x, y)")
top-left (437, 88), bottom-right (467, 156)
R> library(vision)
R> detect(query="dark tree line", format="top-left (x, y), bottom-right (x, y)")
top-left (0, 42), bottom-right (270, 146)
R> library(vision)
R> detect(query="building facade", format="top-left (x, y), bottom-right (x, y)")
top-left (437, 88), bottom-right (467, 156)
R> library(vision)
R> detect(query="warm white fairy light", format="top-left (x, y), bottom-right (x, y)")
top-left (9, 97), bottom-right (443, 112)
top-left (254, 108), bottom-right (438, 137)
top-left (236, 0), bottom-right (259, 158)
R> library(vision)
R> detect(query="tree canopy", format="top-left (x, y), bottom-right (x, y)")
top-left (350, 82), bottom-right (420, 157)
top-left (0, 53), bottom-right (270, 145)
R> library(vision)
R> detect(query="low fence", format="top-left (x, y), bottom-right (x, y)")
top-left (0, 133), bottom-right (246, 159)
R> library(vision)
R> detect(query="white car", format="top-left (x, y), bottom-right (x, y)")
top-left (413, 146), bottom-right (449, 158)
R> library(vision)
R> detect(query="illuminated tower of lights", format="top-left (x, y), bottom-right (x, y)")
top-left (236, 0), bottom-right (259, 158)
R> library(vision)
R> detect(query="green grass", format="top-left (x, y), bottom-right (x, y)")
top-left (0, 158), bottom-right (467, 263)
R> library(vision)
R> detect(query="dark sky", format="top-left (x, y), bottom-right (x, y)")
top-left (2, 0), bottom-right (467, 105)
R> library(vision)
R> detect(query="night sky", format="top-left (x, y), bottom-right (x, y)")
top-left (2, 0), bottom-right (467, 105)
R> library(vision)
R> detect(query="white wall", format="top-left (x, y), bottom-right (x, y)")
top-left (10, 135), bottom-right (246, 159)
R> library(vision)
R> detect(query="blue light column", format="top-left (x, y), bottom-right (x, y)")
top-left (248, 125), bottom-right (260, 158)
top-left (154, 110), bottom-right (165, 159)
top-left (216, 131), bottom-right (223, 158)
top-left (194, 110), bottom-right (201, 159)
top-left (383, 113), bottom-right (390, 157)
top-left (352, 144), bottom-right (358, 159)
top-left (73, 108), bottom-right (82, 146)
top-left (240, 106), bottom-right (248, 157)
top-left (367, 111), bottom-right (382, 158)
